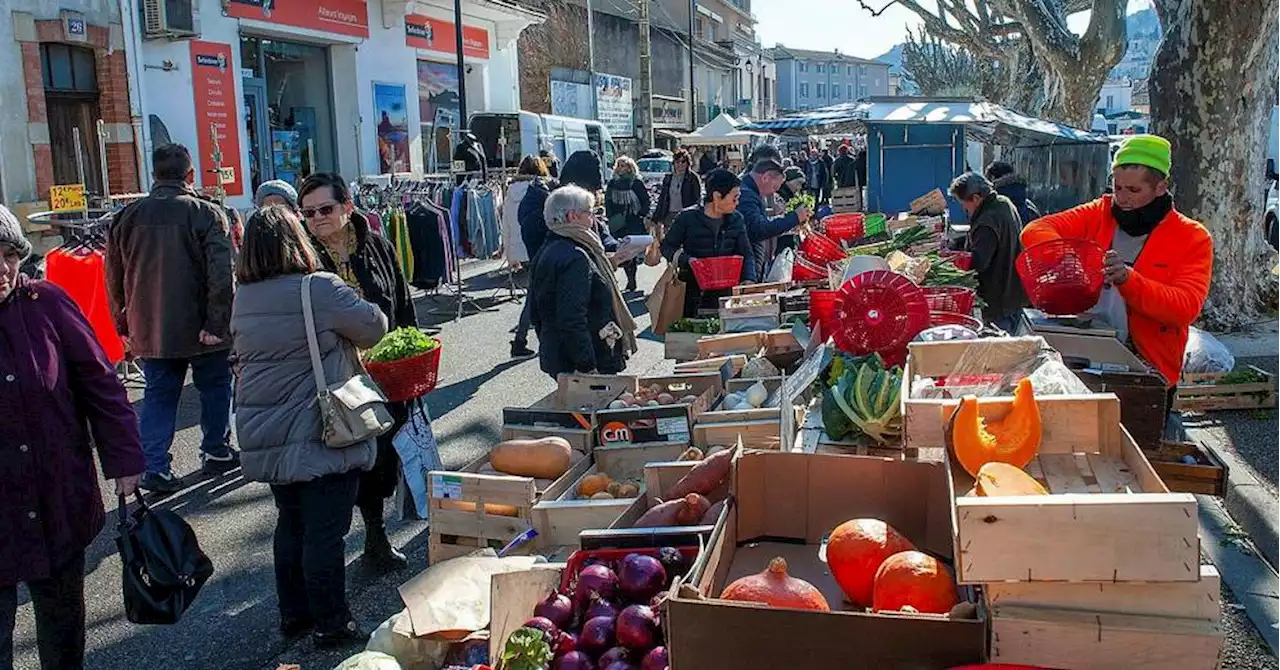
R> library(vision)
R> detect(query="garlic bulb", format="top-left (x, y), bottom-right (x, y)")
top-left (745, 381), bottom-right (769, 408)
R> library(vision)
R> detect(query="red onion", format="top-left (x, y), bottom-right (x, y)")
top-left (641, 646), bottom-right (669, 670)
top-left (536, 592), bottom-right (574, 630)
top-left (523, 616), bottom-right (559, 642)
top-left (553, 651), bottom-right (595, 670)
top-left (579, 616), bottom-right (616, 656)
top-left (555, 631), bottom-right (579, 656)
top-left (615, 605), bottom-right (660, 651)
top-left (585, 593), bottom-right (620, 622)
top-left (575, 564), bottom-right (618, 604)
top-left (602, 662), bottom-right (636, 670)
top-left (598, 647), bottom-right (631, 666)
top-left (617, 555), bottom-right (667, 603)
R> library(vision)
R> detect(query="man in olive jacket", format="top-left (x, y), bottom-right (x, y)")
top-left (106, 143), bottom-right (237, 493)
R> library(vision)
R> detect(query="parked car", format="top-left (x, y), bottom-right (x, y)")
top-left (1265, 179), bottom-right (1277, 250)
top-left (638, 156), bottom-right (673, 186)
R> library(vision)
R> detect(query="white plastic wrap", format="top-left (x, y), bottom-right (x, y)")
top-left (1182, 326), bottom-right (1236, 374)
top-left (909, 336), bottom-right (1091, 399)
top-left (333, 652), bottom-right (404, 670)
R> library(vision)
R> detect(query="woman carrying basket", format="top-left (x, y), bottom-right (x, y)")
top-left (660, 169), bottom-right (755, 318)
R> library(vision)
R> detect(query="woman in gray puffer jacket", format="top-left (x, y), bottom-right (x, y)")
top-left (230, 206), bottom-right (387, 649)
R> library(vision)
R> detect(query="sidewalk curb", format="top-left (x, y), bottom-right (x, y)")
top-left (1201, 439), bottom-right (1279, 571)
top-left (1197, 494), bottom-right (1280, 657)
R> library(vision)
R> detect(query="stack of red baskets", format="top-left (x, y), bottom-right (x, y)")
top-left (929, 311), bottom-right (983, 331)
top-left (1016, 239), bottom-right (1105, 315)
top-left (366, 343), bottom-right (443, 402)
top-left (823, 213), bottom-right (864, 244)
top-left (793, 255), bottom-right (827, 281)
top-left (689, 255), bottom-right (743, 290)
top-left (923, 286), bottom-right (977, 314)
top-left (808, 289), bottom-right (839, 338)
top-left (798, 233), bottom-right (846, 265)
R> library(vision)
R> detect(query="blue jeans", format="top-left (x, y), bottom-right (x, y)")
top-left (139, 352), bottom-right (234, 474)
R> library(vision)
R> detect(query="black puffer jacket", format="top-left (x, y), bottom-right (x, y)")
top-left (661, 205), bottom-right (755, 316)
top-left (518, 177), bottom-right (557, 260)
top-left (653, 171), bottom-right (702, 220)
top-left (310, 211), bottom-right (417, 331)
top-left (529, 235), bottom-right (626, 377)
top-left (604, 176), bottom-right (651, 237)
top-left (968, 192), bottom-right (1029, 323)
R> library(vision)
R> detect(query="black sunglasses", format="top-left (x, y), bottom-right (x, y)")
top-left (301, 203), bottom-right (339, 219)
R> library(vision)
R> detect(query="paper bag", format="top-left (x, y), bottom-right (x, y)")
top-left (646, 263), bottom-right (686, 335)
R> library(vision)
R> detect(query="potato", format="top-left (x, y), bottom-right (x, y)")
top-left (657, 393), bottom-right (675, 405)
top-left (590, 491), bottom-right (615, 500)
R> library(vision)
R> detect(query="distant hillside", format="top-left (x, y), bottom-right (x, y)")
top-left (873, 8), bottom-right (1161, 89)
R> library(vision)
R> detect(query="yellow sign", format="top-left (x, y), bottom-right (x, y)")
top-left (217, 167), bottom-right (236, 184)
top-left (49, 184), bottom-right (86, 212)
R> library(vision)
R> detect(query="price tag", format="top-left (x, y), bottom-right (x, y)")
top-left (657, 416), bottom-right (687, 438)
top-left (217, 167), bottom-right (236, 183)
top-left (49, 184), bottom-right (86, 212)
top-left (451, 160), bottom-right (467, 173)
top-left (429, 473), bottom-right (463, 499)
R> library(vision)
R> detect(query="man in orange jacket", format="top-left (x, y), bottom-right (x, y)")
top-left (1021, 134), bottom-right (1212, 392)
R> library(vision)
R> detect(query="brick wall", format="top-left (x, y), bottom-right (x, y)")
top-left (19, 18), bottom-right (139, 200)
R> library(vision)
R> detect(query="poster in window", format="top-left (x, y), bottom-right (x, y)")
top-left (595, 73), bottom-right (634, 138)
top-left (417, 61), bottom-right (460, 172)
top-left (373, 82), bottom-right (410, 174)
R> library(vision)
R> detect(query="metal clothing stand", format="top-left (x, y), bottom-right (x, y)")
top-left (497, 125), bottom-right (525, 302)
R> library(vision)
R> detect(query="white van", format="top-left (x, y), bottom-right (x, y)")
top-left (470, 111), bottom-right (617, 181)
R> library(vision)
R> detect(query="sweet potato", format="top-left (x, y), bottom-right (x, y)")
top-left (666, 447), bottom-right (735, 498)
top-left (634, 493), bottom-right (711, 528)
top-left (699, 497), bottom-right (729, 525)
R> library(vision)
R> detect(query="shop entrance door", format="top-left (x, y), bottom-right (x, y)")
top-left (242, 77), bottom-right (272, 192)
top-left (239, 36), bottom-right (337, 186)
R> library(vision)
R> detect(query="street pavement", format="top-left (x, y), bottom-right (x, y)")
top-left (9, 261), bottom-right (1278, 669)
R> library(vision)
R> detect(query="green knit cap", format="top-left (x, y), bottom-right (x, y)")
top-left (1113, 134), bottom-right (1172, 176)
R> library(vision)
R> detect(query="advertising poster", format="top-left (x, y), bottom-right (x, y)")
top-left (550, 79), bottom-right (592, 119)
top-left (417, 61), bottom-right (460, 171)
top-left (189, 40), bottom-right (245, 197)
top-left (404, 14), bottom-right (490, 58)
top-left (373, 83), bottom-right (410, 174)
top-left (595, 73), bottom-right (634, 138)
top-left (223, 0), bottom-right (369, 38)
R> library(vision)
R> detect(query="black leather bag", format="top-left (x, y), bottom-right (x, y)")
top-left (116, 493), bottom-right (214, 625)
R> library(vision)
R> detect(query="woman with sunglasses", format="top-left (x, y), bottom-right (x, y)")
top-left (651, 149), bottom-right (701, 241)
top-left (296, 173), bottom-right (417, 572)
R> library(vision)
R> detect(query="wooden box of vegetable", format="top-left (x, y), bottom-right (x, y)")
top-left (939, 391), bottom-right (1200, 584)
top-left (595, 371), bottom-right (726, 449)
top-left (694, 377), bottom-right (787, 451)
top-left (717, 293), bottom-right (780, 333)
top-left (695, 331), bottom-right (768, 360)
top-left (1176, 365), bottom-right (1277, 412)
top-left (609, 448), bottom-right (736, 537)
top-left (663, 318), bottom-right (720, 362)
top-left (665, 451), bottom-right (987, 668)
top-left (531, 442), bottom-right (691, 548)
top-left (501, 373), bottom-right (637, 453)
top-left (1142, 440), bottom-right (1227, 496)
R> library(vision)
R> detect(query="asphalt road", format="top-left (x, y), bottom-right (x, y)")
top-left (1183, 355), bottom-right (1279, 496)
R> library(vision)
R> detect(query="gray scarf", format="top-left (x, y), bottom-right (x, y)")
top-left (608, 178), bottom-right (643, 216)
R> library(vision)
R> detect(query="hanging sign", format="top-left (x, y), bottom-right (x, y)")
top-left (49, 184), bottom-right (86, 212)
top-left (223, 0), bottom-right (370, 38)
top-left (405, 14), bottom-right (490, 59)
top-left (189, 41), bottom-right (245, 197)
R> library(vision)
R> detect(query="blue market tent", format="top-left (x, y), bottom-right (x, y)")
top-left (744, 97), bottom-right (1110, 217)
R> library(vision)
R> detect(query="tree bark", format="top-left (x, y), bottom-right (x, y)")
top-left (1148, 0), bottom-right (1280, 328)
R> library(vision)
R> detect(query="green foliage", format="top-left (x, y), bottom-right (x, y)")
top-left (366, 327), bottom-right (440, 363)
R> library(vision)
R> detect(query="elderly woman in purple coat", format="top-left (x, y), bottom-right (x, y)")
top-left (0, 204), bottom-right (145, 669)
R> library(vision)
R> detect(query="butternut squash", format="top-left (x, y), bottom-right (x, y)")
top-left (489, 437), bottom-right (573, 479)
top-left (975, 462), bottom-right (1049, 496)
top-left (947, 378), bottom-right (1042, 477)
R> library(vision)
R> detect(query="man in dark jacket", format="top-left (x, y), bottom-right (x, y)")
top-left (984, 161), bottom-right (1041, 226)
top-left (804, 149), bottom-right (830, 204)
top-left (453, 131), bottom-right (487, 185)
top-left (832, 144), bottom-right (859, 189)
top-left (105, 143), bottom-right (236, 492)
top-left (948, 172), bottom-right (1028, 330)
top-left (739, 159), bottom-right (811, 279)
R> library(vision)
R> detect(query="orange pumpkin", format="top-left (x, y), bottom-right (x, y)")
top-left (975, 462), bottom-right (1049, 496)
top-left (826, 518), bottom-right (916, 607)
top-left (948, 378), bottom-right (1042, 478)
top-left (872, 550), bottom-right (959, 614)
top-left (719, 557), bottom-right (830, 611)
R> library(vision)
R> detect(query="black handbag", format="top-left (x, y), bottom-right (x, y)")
top-left (115, 493), bottom-right (214, 625)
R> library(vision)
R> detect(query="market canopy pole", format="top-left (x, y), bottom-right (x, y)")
top-left (637, 0), bottom-right (654, 150)
top-left (453, 0), bottom-right (468, 129)
top-left (687, 0), bottom-right (696, 131)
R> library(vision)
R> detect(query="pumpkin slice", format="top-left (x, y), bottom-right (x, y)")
top-left (949, 378), bottom-right (1042, 477)
top-left (975, 462), bottom-right (1049, 496)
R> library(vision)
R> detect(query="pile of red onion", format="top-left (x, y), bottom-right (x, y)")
top-left (518, 551), bottom-right (684, 670)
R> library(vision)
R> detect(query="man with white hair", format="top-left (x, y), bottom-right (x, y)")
top-left (948, 172), bottom-right (1027, 329)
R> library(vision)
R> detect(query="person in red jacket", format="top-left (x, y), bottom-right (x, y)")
top-left (1021, 134), bottom-right (1212, 399)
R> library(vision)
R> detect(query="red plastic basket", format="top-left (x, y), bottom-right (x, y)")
top-left (923, 286), bottom-right (977, 314)
top-left (365, 344), bottom-right (442, 402)
top-left (799, 233), bottom-right (846, 265)
top-left (939, 250), bottom-right (972, 271)
top-left (792, 255), bottom-right (827, 281)
top-left (823, 213), bottom-right (865, 244)
top-left (689, 255), bottom-right (743, 290)
top-left (559, 547), bottom-right (701, 595)
top-left (809, 289), bottom-right (839, 338)
top-left (832, 270), bottom-right (930, 357)
top-left (929, 310), bottom-right (983, 331)
top-left (1016, 239), bottom-right (1105, 315)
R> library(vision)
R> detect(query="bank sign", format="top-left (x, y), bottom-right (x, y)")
top-left (189, 41), bottom-right (245, 197)
top-left (405, 14), bottom-right (490, 59)
top-left (223, 0), bottom-right (369, 38)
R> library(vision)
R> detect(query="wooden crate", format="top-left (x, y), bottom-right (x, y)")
top-left (696, 331), bottom-right (767, 359)
top-left (732, 281), bottom-right (788, 296)
top-left (664, 331), bottom-right (702, 362)
top-left (988, 605), bottom-right (1223, 670)
top-left (719, 293), bottom-right (780, 333)
top-left (945, 393), bottom-right (1200, 584)
top-left (531, 443), bottom-right (686, 547)
top-left (985, 564), bottom-right (1221, 622)
top-left (1176, 365), bottom-right (1277, 412)
top-left (694, 377), bottom-right (785, 450)
top-left (426, 452), bottom-right (591, 564)
top-left (501, 373), bottom-right (636, 452)
top-left (675, 354), bottom-right (747, 378)
top-left (596, 372), bottom-right (723, 448)
top-left (830, 186), bottom-right (862, 213)
top-left (1144, 440), bottom-right (1228, 496)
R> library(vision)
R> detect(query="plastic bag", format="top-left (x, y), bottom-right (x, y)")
top-left (766, 248), bottom-right (794, 283)
top-left (1182, 326), bottom-right (1235, 375)
top-left (364, 610), bottom-right (450, 670)
top-left (333, 652), bottom-right (403, 670)
top-left (908, 336), bottom-right (1089, 399)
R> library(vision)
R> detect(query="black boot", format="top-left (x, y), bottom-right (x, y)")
top-left (362, 509), bottom-right (408, 570)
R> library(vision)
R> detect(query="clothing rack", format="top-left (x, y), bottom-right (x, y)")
top-left (426, 166), bottom-right (502, 321)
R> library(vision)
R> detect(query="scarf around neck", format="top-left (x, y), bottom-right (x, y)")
top-left (608, 178), bottom-right (642, 216)
top-left (546, 217), bottom-right (639, 358)
top-left (1111, 193), bottom-right (1173, 237)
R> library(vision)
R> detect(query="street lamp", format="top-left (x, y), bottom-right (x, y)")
top-left (745, 59), bottom-right (755, 116)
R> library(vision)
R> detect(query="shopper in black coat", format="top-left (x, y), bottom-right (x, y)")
top-left (661, 169), bottom-right (756, 317)
top-left (604, 156), bottom-right (651, 293)
top-left (297, 173), bottom-right (416, 572)
top-left (653, 149), bottom-right (702, 227)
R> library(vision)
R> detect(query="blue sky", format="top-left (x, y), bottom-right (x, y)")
top-left (754, 0), bottom-right (1154, 59)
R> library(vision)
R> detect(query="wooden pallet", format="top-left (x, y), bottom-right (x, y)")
top-left (732, 281), bottom-right (789, 296)
top-left (946, 394), bottom-right (1200, 584)
top-left (830, 186), bottom-right (862, 213)
top-left (1176, 365), bottom-right (1277, 412)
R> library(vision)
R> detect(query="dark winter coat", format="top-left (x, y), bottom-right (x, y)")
top-left (832, 154), bottom-right (860, 189)
top-left (529, 234), bottom-right (627, 377)
top-left (106, 179), bottom-right (235, 359)
top-left (604, 176), bottom-right (651, 237)
top-left (518, 177), bottom-right (557, 260)
top-left (991, 173), bottom-right (1041, 226)
top-left (653, 170), bottom-right (702, 221)
top-left (738, 174), bottom-right (802, 280)
top-left (661, 206), bottom-right (755, 316)
top-left (310, 211), bottom-right (417, 331)
top-left (0, 276), bottom-right (145, 586)
top-left (453, 138), bottom-right (487, 185)
top-left (968, 192), bottom-right (1029, 323)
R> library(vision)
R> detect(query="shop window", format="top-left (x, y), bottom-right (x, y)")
top-left (41, 43), bottom-right (97, 93)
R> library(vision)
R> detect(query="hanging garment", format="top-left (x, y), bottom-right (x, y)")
top-left (389, 208), bottom-right (415, 281)
top-left (466, 188), bottom-right (502, 259)
top-left (450, 187), bottom-right (469, 258)
top-left (44, 248), bottom-right (126, 364)
top-left (364, 210), bottom-right (384, 235)
top-left (502, 180), bottom-right (532, 264)
top-left (406, 205), bottom-right (446, 289)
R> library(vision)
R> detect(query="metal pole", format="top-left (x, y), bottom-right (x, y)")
top-left (586, 0), bottom-right (596, 119)
top-left (73, 127), bottom-right (88, 220)
top-left (638, 0), bottom-right (653, 150)
top-left (687, 0), bottom-right (696, 130)
top-left (97, 119), bottom-right (111, 198)
top-left (453, 0), bottom-right (468, 131)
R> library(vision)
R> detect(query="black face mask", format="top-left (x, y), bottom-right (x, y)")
top-left (1111, 193), bottom-right (1173, 237)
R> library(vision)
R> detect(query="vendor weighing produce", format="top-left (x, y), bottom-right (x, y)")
top-left (1021, 134), bottom-right (1213, 398)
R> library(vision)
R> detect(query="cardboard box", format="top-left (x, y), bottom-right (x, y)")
top-left (500, 373), bottom-right (636, 452)
top-left (666, 452), bottom-right (986, 668)
top-left (595, 371), bottom-right (726, 448)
